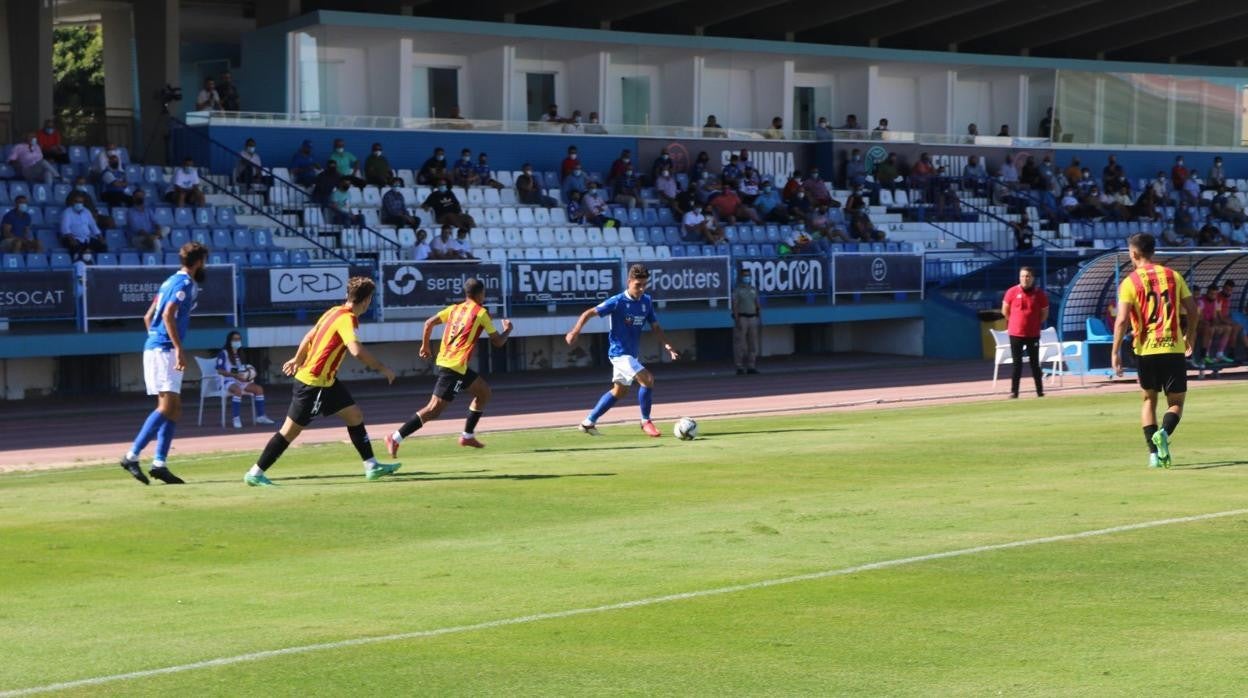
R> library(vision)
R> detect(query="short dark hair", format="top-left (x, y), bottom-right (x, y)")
top-left (180, 241), bottom-right (208, 269)
top-left (346, 276), bottom-right (375, 304)
top-left (1223, 279), bottom-right (1235, 287)
top-left (1128, 232), bottom-right (1156, 258)
top-left (1019, 266), bottom-right (1036, 276)
top-left (464, 278), bottom-right (485, 299)
top-left (628, 263), bottom-right (650, 281)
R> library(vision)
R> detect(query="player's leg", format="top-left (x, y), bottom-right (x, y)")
top-left (1025, 336), bottom-right (1044, 396)
top-left (243, 382), bottom-right (273, 424)
top-left (149, 391), bottom-right (186, 484)
top-left (227, 381), bottom-right (245, 428)
top-left (245, 382), bottom-right (319, 485)
top-left (1008, 335), bottom-right (1025, 397)
top-left (635, 368), bottom-right (661, 437)
top-left (1214, 322), bottom-right (1232, 360)
top-left (386, 373), bottom-right (455, 456)
top-left (122, 350), bottom-right (167, 483)
top-left (335, 402), bottom-right (399, 480)
top-left (579, 382), bottom-right (628, 435)
top-left (458, 376), bottom-right (491, 448)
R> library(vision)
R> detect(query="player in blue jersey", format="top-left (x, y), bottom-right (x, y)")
top-left (565, 263), bottom-right (680, 437)
top-left (119, 242), bottom-right (208, 484)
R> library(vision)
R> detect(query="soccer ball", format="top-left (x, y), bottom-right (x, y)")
top-left (240, 365), bottom-right (257, 382)
top-left (673, 417), bottom-right (698, 441)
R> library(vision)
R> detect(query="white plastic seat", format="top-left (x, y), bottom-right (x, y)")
top-left (537, 227), bottom-right (556, 245)
top-left (504, 227), bottom-right (523, 246)
top-left (194, 357), bottom-right (256, 428)
top-left (894, 190), bottom-right (910, 206)
top-left (554, 228), bottom-right (572, 245)
top-left (500, 208), bottom-right (519, 225)
top-left (517, 208), bottom-right (536, 225)
top-left (521, 227), bottom-right (540, 245)
top-left (495, 171), bottom-right (514, 187)
top-left (488, 248), bottom-right (507, 262)
top-left (469, 228), bottom-right (489, 247)
top-left (557, 247), bottom-right (576, 259)
top-left (484, 208), bottom-right (502, 225)
top-left (415, 186), bottom-right (432, 202)
top-left (549, 208), bottom-right (567, 225)
top-left (638, 245), bottom-right (656, 259)
top-left (990, 328), bottom-right (1070, 388)
top-left (574, 247), bottom-right (593, 259)
top-left (591, 246), bottom-right (609, 258)
top-left (603, 228), bottom-right (620, 245)
top-left (607, 246), bottom-right (625, 259)
top-left (483, 189), bottom-right (501, 206)
top-left (522, 247), bottom-right (542, 258)
top-left (466, 188), bottom-right (486, 205)
top-left (533, 207), bottom-right (551, 224)
top-left (586, 228), bottom-right (604, 244)
top-left (570, 228), bottom-right (588, 245)
top-left (340, 228), bottom-right (360, 249)
top-left (397, 228), bottom-right (417, 246)
top-left (500, 189), bottom-right (518, 205)
top-left (617, 227), bottom-right (635, 244)
top-left (362, 187), bottom-right (382, 206)
top-left (486, 228), bottom-right (506, 247)
top-left (348, 188), bottom-right (365, 206)
top-left (396, 169), bottom-right (415, 186)
top-left (454, 186), bottom-right (470, 202)
top-left (466, 207), bottom-right (486, 223)
top-left (541, 247), bottom-right (558, 259)
top-left (655, 245), bottom-right (671, 259)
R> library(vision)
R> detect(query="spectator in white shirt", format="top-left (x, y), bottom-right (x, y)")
top-left (455, 229), bottom-right (476, 259)
top-left (540, 104), bottom-right (563, 123)
top-left (654, 168), bottom-right (679, 209)
top-left (682, 205), bottom-right (723, 245)
top-left (234, 137), bottom-right (269, 190)
top-left (411, 229), bottom-right (431, 261)
top-left (60, 193), bottom-right (107, 261)
top-left (196, 77), bottom-right (223, 112)
top-left (92, 143), bottom-right (120, 178)
top-left (430, 224), bottom-right (458, 259)
top-left (171, 156), bottom-right (206, 207)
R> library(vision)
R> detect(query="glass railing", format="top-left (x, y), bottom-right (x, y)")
top-left (183, 110), bottom-right (1054, 148)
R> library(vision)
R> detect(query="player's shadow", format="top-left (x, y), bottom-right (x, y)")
top-left (252, 471), bottom-right (616, 485)
top-left (390, 472), bottom-right (616, 482)
top-left (1178, 460), bottom-right (1248, 470)
top-left (534, 445), bottom-right (661, 453)
top-left (698, 426), bottom-right (842, 438)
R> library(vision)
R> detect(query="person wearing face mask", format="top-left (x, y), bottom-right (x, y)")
top-left (65, 177), bottom-right (106, 228)
top-left (737, 167), bottom-right (761, 204)
top-left (691, 151), bottom-right (713, 182)
top-left (1, 195), bottom-right (40, 253)
top-left (654, 166), bottom-right (679, 211)
top-left (93, 142), bottom-right (122, 176)
top-left (120, 242), bottom-right (211, 486)
top-left (561, 165), bottom-right (588, 204)
top-left (171, 157), bottom-right (206, 207)
top-left (473, 153), bottom-right (504, 190)
top-left (608, 149), bottom-right (633, 185)
top-left (289, 140), bottom-right (321, 186)
top-left (430, 223), bottom-right (459, 259)
top-left (565, 190), bottom-right (588, 226)
top-left (7, 131), bottom-right (59, 184)
top-left (561, 110), bottom-right (584, 135)
top-left (421, 178), bottom-right (475, 233)
top-left (418, 147), bottom-right (448, 185)
top-left (328, 178), bottom-right (364, 226)
top-left (215, 331), bottom-right (275, 429)
top-left (845, 148), bottom-right (868, 189)
top-left (613, 165), bottom-right (641, 211)
top-left (720, 155), bottom-right (742, 187)
top-left (560, 146), bottom-right (581, 180)
top-left (752, 181), bottom-right (789, 224)
top-left (452, 148), bottom-right (478, 187)
top-left (815, 117), bottom-right (833, 141)
top-left (381, 178), bottom-right (421, 229)
top-left (732, 269), bottom-right (762, 375)
top-left (702, 115), bottom-right (727, 138)
top-left (126, 190), bottom-right (163, 252)
top-left (363, 142), bottom-right (394, 187)
top-left (36, 119), bottom-right (69, 164)
top-left (328, 139), bottom-right (365, 188)
top-left (582, 183), bottom-right (621, 228)
top-left (651, 149), bottom-right (674, 186)
top-left (311, 160), bottom-right (341, 205)
top-left (515, 163), bottom-right (557, 207)
top-left (411, 228), bottom-right (432, 261)
top-left (709, 180), bottom-right (762, 226)
top-left (585, 111), bottom-right (607, 135)
top-left (234, 138), bottom-right (270, 191)
top-left (60, 193), bottom-right (106, 261)
top-left (99, 154), bottom-right (134, 207)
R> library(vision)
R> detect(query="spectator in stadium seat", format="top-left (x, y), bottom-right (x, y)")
top-left (60, 193), bottom-right (106, 261)
top-left (737, 167), bottom-right (761, 204)
top-left (1198, 219), bottom-right (1229, 247)
top-left (455, 228), bottom-right (477, 259)
top-left (1211, 186), bottom-right (1245, 229)
top-left (127, 190), bottom-right (162, 252)
top-left (381, 178), bottom-right (421, 229)
top-left (673, 185), bottom-right (697, 219)
top-left (1098, 186), bottom-right (1130, 221)
top-left (963, 155), bottom-right (988, 194)
top-left (1171, 156), bottom-right (1189, 192)
top-left (780, 170), bottom-right (803, 202)
top-left (561, 164), bottom-right (588, 204)
top-left (1111, 183), bottom-right (1136, 219)
top-left (234, 138), bottom-right (270, 191)
top-left (874, 153), bottom-right (901, 193)
top-left (654, 166), bottom-right (679, 210)
top-left (815, 117), bottom-right (833, 141)
top-left (1074, 168), bottom-right (1096, 197)
top-left (719, 154), bottom-right (742, 187)
top-left (764, 116), bottom-right (785, 140)
top-left (195, 77), bottom-right (223, 111)
top-left (560, 145), bottom-right (580, 180)
top-left (1149, 170), bottom-right (1168, 201)
top-left (806, 204), bottom-right (848, 243)
top-left (1039, 107), bottom-right (1060, 140)
top-left (1062, 158), bottom-right (1082, 189)
top-left (966, 123), bottom-right (979, 141)
top-left (738, 149), bottom-right (755, 174)
top-left (99, 152), bottom-right (134, 206)
top-left (447, 105), bottom-right (466, 121)
top-left (683, 204), bottom-right (723, 245)
top-left (1207, 156), bottom-right (1228, 191)
top-left (451, 148), bottom-right (478, 187)
top-left (871, 118), bottom-right (889, 137)
top-left (1102, 154), bottom-right (1126, 193)
top-left (472, 153), bottom-right (504, 189)
top-left (329, 139), bottom-right (365, 188)
top-left (753, 181), bottom-right (789, 223)
top-left (1181, 174), bottom-right (1202, 207)
top-left (709, 182), bottom-right (762, 225)
top-left (327, 179), bottom-right (364, 227)
top-left (1, 196), bottom-right (39, 253)
top-left (694, 171), bottom-right (721, 206)
top-left (1038, 156), bottom-right (1057, 192)
top-left (421, 179), bottom-right (475, 233)
top-left (1009, 213), bottom-right (1034, 251)
top-left (516, 163), bottom-right (557, 208)
top-left (910, 152), bottom-right (936, 200)
top-left (8, 132), bottom-right (58, 184)
top-left (608, 149), bottom-right (632, 185)
top-left (289, 140), bottom-right (321, 186)
top-left (1020, 156), bottom-right (1040, 190)
top-left (780, 229), bottom-right (816, 255)
top-left (430, 224), bottom-right (459, 260)
top-left (1132, 179), bottom-right (1164, 222)
top-left (1059, 187), bottom-right (1086, 218)
top-left (702, 115), bottom-right (726, 138)
top-left (1172, 202), bottom-right (1198, 242)
top-left (613, 166), bottom-right (641, 211)
top-left (541, 104), bottom-right (564, 124)
top-left (585, 112), bottom-right (607, 135)
top-left (997, 124), bottom-right (1011, 137)
top-left (651, 149), bottom-right (675, 186)
top-left (92, 143), bottom-right (118, 178)
top-left (565, 189), bottom-right (588, 226)
top-left (364, 142), bottom-right (395, 187)
top-left (691, 150), bottom-right (713, 182)
top-left (36, 119), bottom-right (69, 164)
top-left (170, 156), bottom-right (207, 207)
top-left (311, 161), bottom-right (340, 205)
top-left (582, 183), bottom-right (621, 228)
top-left (845, 148), bottom-right (868, 189)
top-left (839, 114), bottom-right (860, 130)
top-left (561, 110), bottom-right (584, 134)
top-left (217, 72), bottom-right (240, 111)
top-left (788, 188), bottom-right (811, 219)
top-left (417, 147), bottom-right (448, 185)
top-left (849, 208), bottom-right (885, 242)
top-left (802, 168), bottom-right (837, 207)
top-left (410, 229), bottom-right (431, 261)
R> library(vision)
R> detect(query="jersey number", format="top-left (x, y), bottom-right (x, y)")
top-left (1145, 289), bottom-right (1172, 325)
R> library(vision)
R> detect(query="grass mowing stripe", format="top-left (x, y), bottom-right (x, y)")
top-left (5, 506), bottom-right (1246, 697)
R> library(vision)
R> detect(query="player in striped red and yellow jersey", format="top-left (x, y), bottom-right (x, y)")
top-left (1112, 233), bottom-right (1199, 468)
top-left (387, 278), bottom-right (512, 454)
top-left (243, 277), bottom-right (400, 486)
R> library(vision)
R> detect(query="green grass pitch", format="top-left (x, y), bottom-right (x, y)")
top-left (3, 386), bottom-right (1248, 696)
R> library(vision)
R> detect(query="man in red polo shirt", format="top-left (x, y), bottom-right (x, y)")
top-left (1001, 266), bottom-right (1050, 398)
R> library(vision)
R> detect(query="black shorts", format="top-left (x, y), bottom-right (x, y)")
top-left (1135, 353), bottom-right (1188, 395)
top-left (432, 366), bottom-right (478, 402)
top-left (287, 379), bottom-right (356, 426)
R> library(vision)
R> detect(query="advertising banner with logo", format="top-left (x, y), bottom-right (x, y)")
top-left (624, 256), bottom-right (730, 302)
top-left (637, 138), bottom-right (813, 185)
top-left (381, 261), bottom-right (504, 309)
top-left (833, 253), bottom-right (924, 295)
top-left (508, 260), bottom-right (619, 305)
top-left (242, 266), bottom-right (374, 310)
top-left (737, 256), bottom-right (830, 297)
top-left (84, 266), bottom-right (237, 321)
top-left (0, 271), bottom-right (76, 318)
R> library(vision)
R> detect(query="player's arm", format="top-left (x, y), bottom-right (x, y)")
top-left (1039, 296), bottom-right (1049, 325)
top-left (420, 312), bottom-right (444, 359)
top-left (142, 296), bottom-right (158, 331)
top-left (650, 321), bottom-right (680, 360)
top-left (1181, 293), bottom-right (1199, 357)
top-left (489, 318), bottom-right (514, 348)
top-left (345, 339), bottom-right (396, 384)
top-left (1111, 298), bottom-right (1133, 376)
top-left (161, 299), bottom-right (186, 371)
top-left (565, 306), bottom-right (599, 345)
top-left (283, 327), bottom-right (316, 376)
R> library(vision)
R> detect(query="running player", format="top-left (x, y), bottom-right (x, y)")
top-left (243, 276), bottom-right (399, 486)
top-left (565, 263), bottom-right (680, 437)
top-left (120, 241), bottom-right (208, 485)
top-left (1112, 233), bottom-right (1199, 468)
top-left (385, 278), bottom-right (513, 454)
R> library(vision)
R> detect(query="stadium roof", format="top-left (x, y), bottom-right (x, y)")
top-left (408, 0), bottom-right (1248, 68)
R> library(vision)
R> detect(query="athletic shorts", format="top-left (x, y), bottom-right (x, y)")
top-left (1136, 353), bottom-right (1188, 394)
top-left (432, 366), bottom-right (478, 402)
top-left (221, 378), bottom-right (252, 392)
top-left (610, 354), bottom-right (646, 386)
top-left (287, 379), bottom-right (355, 426)
top-left (143, 348), bottom-right (184, 396)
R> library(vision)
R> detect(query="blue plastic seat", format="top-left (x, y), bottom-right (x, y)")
top-left (36, 230), bottom-right (59, 251)
top-left (208, 251), bottom-right (227, 265)
top-left (105, 229), bottom-right (126, 250)
top-left (163, 253), bottom-right (181, 266)
top-left (229, 252), bottom-right (249, 267)
top-left (49, 252), bottom-right (72, 269)
top-left (211, 228), bottom-right (232, 250)
top-left (118, 252), bottom-right (141, 266)
top-left (26, 206), bottom-right (43, 225)
top-left (291, 250), bottom-right (310, 265)
top-left (642, 208), bottom-right (659, 225)
top-left (251, 228), bottom-right (274, 249)
top-left (43, 205), bottom-right (63, 226)
top-left (169, 229), bottom-right (190, 249)
top-left (216, 207), bottom-right (236, 226)
top-left (152, 207), bottom-right (174, 227)
top-left (96, 252), bottom-right (118, 266)
top-left (656, 208), bottom-right (675, 225)
top-left (233, 229), bottom-right (253, 250)
top-left (542, 171), bottom-right (560, 188)
top-left (68, 145), bottom-right (88, 165)
top-left (190, 228), bottom-right (210, 246)
top-left (627, 208), bottom-right (644, 225)
top-left (664, 229), bottom-right (683, 246)
top-left (745, 244), bottom-right (761, 257)
top-left (173, 207), bottom-right (194, 227)
top-left (194, 207), bottom-right (213, 226)
top-left (731, 243), bottom-right (747, 256)
top-left (125, 164), bottom-right (142, 182)
top-left (30, 183), bottom-right (50, 204)
top-left (0, 183), bottom-right (9, 205)
top-left (143, 165), bottom-right (163, 184)
top-left (111, 207), bottom-right (128, 227)
top-left (8, 182), bottom-right (30, 200)
top-left (249, 251), bottom-right (269, 266)
top-left (141, 252), bottom-right (161, 266)
top-left (24, 253), bottom-right (48, 270)
top-left (269, 250), bottom-right (288, 266)
top-left (736, 227), bottom-right (755, 244)
top-left (668, 245), bottom-right (686, 257)
top-left (885, 242), bottom-right (900, 252)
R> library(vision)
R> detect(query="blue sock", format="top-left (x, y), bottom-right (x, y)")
top-left (130, 410), bottom-right (167, 457)
top-left (587, 391), bottom-right (618, 424)
top-left (154, 419), bottom-right (177, 465)
top-left (638, 386), bottom-right (653, 421)
top-left (231, 397), bottom-right (241, 419)
top-left (255, 396), bottom-right (266, 417)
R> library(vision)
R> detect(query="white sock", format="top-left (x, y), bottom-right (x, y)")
top-left (247, 465), bottom-right (263, 477)
top-left (462, 431), bottom-right (474, 439)
top-left (363, 457), bottom-right (377, 470)
top-left (152, 460), bottom-right (166, 469)
top-left (390, 431), bottom-right (403, 444)
top-left (125, 451), bottom-right (137, 462)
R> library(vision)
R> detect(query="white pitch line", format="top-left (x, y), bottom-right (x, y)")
top-left (4, 507), bottom-right (1245, 697)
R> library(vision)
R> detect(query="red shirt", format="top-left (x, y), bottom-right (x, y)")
top-left (36, 129), bottom-right (61, 151)
top-left (1003, 284), bottom-right (1049, 338)
top-left (561, 157), bottom-right (579, 179)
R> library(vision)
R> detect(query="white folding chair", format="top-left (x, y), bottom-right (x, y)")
top-left (989, 328), bottom-right (1012, 389)
top-left (195, 356), bottom-right (256, 427)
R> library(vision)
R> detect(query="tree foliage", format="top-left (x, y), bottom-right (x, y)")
top-left (53, 25), bottom-right (105, 108)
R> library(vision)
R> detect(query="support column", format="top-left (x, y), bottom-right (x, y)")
top-left (100, 8), bottom-right (137, 150)
top-left (6, 0), bottom-right (54, 138)
top-left (0, 0), bottom-right (13, 142)
top-left (133, 0), bottom-right (179, 164)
